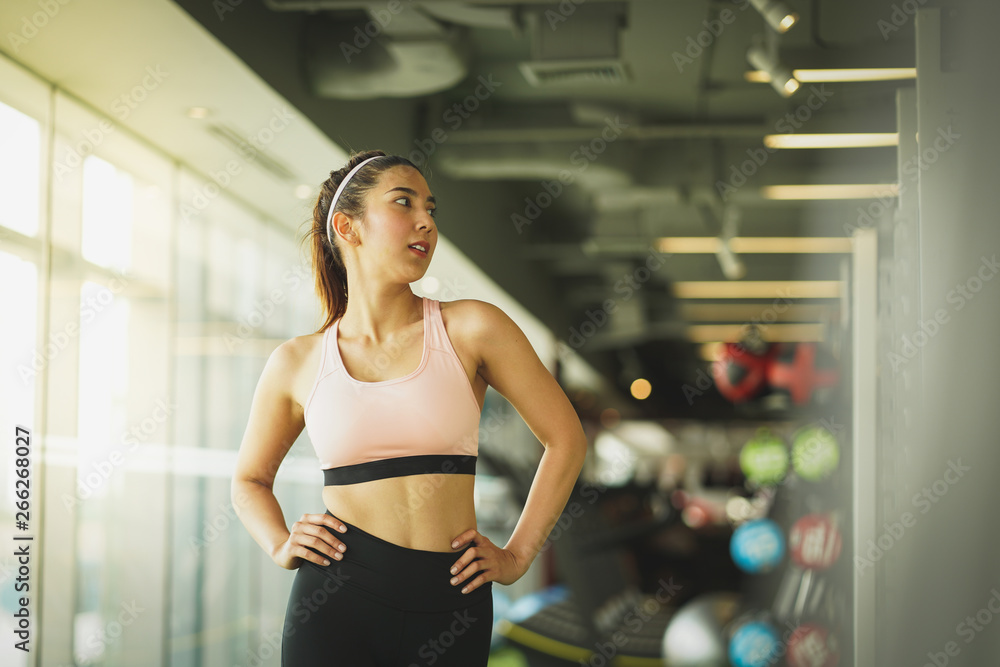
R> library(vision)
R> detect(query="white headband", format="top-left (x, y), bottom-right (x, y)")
top-left (325, 155), bottom-right (382, 246)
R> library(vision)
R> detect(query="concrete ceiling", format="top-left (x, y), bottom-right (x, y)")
top-left (168, 0), bottom-right (913, 419)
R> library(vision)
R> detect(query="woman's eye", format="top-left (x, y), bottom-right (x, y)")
top-left (394, 196), bottom-right (435, 217)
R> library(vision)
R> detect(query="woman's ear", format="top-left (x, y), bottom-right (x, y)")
top-left (332, 210), bottom-right (358, 246)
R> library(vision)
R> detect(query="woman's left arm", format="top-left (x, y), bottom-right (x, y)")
top-left (448, 300), bottom-right (589, 594)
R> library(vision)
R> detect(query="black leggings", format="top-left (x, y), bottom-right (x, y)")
top-left (281, 510), bottom-right (493, 666)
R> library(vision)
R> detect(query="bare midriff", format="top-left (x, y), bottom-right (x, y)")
top-left (305, 300), bottom-right (486, 552)
top-left (322, 474), bottom-right (477, 552)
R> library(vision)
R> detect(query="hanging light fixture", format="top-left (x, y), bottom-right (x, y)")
top-left (747, 44), bottom-right (800, 97)
top-left (748, 0), bottom-right (799, 33)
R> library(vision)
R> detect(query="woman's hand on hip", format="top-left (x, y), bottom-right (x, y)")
top-left (272, 512), bottom-right (349, 570)
top-left (448, 529), bottom-right (529, 593)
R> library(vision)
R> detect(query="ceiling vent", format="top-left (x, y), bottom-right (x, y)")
top-left (519, 59), bottom-right (629, 87)
top-left (519, 2), bottom-right (627, 87)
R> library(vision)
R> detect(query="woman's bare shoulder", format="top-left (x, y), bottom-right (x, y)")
top-left (272, 330), bottom-right (324, 361)
top-left (439, 298), bottom-right (508, 334)
top-left (438, 298), bottom-right (518, 362)
top-left (259, 331), bottom-right (326, 389)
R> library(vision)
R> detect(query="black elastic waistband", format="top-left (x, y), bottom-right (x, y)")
top-left (323, 454), bottom-right (476, 485)
top-left (303, 513), bottom-right (491, 612)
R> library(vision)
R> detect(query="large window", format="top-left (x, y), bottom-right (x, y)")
top-left (0, 53), bottom-right (321, 667)
top-left (0, 100), bottom-right (40, 237)
top-left (0, 251), bottom-right (39, 536)
top-left (81, 156), bottom-right (134, 272)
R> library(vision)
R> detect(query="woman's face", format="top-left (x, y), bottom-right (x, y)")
top-left (343, 165), bottom-right (438, 284)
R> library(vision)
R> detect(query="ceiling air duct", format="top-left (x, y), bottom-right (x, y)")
top-left (519, 2), bottom-right (629, 88)
top-left (300, 7), bottom-right (469, 99)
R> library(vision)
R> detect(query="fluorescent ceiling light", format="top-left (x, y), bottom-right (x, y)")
top-left (761, 184), bottom-right (899, 200)
top-left (687, 324), bottom-right (825, 343)
top-left (699, 342), bottom-right (724, 361)
top-left (657, 237), bottom-right (853, 254)
top-left (672, 281), bottom-right (843, 299)
top-left (731, 237), bottom-right (852, 253)
top-left (681, 303), bottom-right (831, 322)
top-left (746, 68), bottom-right (917, 83)
top-left (764, 133), bottom-right (899, 149)
top-left (796, 68), bottom-right (916, 82)
top-left (658, 238), bottom-right (721, 254)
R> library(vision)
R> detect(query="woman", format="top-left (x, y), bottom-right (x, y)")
top-left (232, 149), bottom-right (588, 666)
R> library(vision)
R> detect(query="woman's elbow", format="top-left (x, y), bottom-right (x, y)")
top-left (231, 475), bottom-right (270, 510)
top-left (551, 429), bottom-right (588, 466)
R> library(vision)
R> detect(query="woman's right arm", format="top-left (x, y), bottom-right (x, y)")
top-left (231, 339), bottom-right (348, 570)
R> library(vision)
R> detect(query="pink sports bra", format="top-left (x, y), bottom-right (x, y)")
top-left (303, 296), bottom-right (481, 485)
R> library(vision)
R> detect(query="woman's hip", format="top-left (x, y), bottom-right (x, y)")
top-left (299, 510), bottom-right (492, 613)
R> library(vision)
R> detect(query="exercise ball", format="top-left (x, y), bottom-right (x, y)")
top-left (728, 620), bottom-right (781, 667)
top-left (712, 342), bottom-right (773, 403)
top-left (765, 343), bottom-right (839, 406)
top-left (788, 513), bottom-right (842, 571)
top-left (661, 592), bottom-right (741, 666)
top-left (739, 428), bottom-right (789, 486)
top-left (787, 623), bottom-right (839, 667)
top-left (791, 425), bottom-right (840, 481)
top-left (730, 519), bottom-right (785, 574)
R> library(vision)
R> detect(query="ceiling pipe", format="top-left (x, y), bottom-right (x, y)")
top-left (435, 152), bottom-right (633, 189)
top-left (416, 2), bottom-right (520, 31)
top-left (300, 7), bottom-right (470, 99)
top-left (264, 0), bottom-right (631, 8)
top-left (446, 123), bottom-right (769, 144)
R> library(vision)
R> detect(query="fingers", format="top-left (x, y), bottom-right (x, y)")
top-left (450, 559), bottom-right (486, 592)
top-left (318, 512), bottom-right (348, 534)
top-left (449, 535), bottom-right (494, 592)
top-left (291, 514), bottom-right (348, 566)
top-left (301, 532), bottom-right (343, 566)
top-left (457, 572), bottom-right (489, 594)
top-left (450, 528), bottom-right (477, 550)
top-left (449, 530), bottom-right (481, 578)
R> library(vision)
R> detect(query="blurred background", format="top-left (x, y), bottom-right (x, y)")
top-left (1, 0), bottom-right (998, 665)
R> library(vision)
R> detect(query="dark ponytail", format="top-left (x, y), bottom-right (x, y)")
top-left (304, 149), bottom-right (422, 333)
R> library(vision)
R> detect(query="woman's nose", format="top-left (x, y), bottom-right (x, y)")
top-left (418, 210), bottom-right (435, 230)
